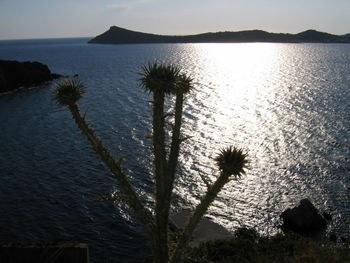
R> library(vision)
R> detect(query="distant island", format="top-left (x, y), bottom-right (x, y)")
top-left (89, 26), bottom-right (350, 44)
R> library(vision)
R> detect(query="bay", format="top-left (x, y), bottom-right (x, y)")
top-left (0, 38), bottom-right (349, 262)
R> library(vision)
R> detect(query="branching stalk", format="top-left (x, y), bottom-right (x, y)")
top-left (55, 66), bottom-right (248, 263)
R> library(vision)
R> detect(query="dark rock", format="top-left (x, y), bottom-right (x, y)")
top-left (329, 233), bottom-right (337, 242)
top-left (341, 236), bottom-right (348, 243)
top-left (281, 199), bottom-right (327, 234)
top-left (0, 59), bottom-right (61, 94)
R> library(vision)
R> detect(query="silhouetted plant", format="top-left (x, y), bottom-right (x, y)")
top-left (54, 63), bottom-right (248, 263)
top-left (54, 78), bottom-right (85, 106)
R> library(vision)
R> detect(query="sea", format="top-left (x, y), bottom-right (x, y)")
top-left (0, 38), bottom-right (349, 262)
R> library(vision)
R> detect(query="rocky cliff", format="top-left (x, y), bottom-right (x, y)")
top-left (0, 60), bottom-right (61, 94)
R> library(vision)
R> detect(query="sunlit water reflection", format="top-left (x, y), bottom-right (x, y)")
top-left (174, 43), bottom-right (349, 236)
top-left (0, 39), bottom-right (349, 262)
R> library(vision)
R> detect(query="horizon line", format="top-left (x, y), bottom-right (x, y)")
top-left (2, 26), bottom-right (350, 41)
top-left (0, 36), bottom-right (92, 41)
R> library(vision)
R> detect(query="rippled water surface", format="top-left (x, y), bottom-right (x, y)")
top-left (0, 38), bottom-right (349, 262)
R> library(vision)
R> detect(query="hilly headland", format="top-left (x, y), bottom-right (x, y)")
top-left (89, 26), bottom-right (350, 44)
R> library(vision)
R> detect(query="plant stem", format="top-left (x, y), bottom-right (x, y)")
top-left (163, 92), bottom-right (184, 234)
top-left (152, 90), bottom-right (169, 262)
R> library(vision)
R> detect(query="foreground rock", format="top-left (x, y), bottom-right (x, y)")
top-left (281, 198), bottom-right (327, 234)
top-left (0, 59), bottom-right (61, 94)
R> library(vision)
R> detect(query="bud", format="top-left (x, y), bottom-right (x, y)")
top-left (54, 78), bottom-right (85, 106)
top-left (215, 146), bottom-right (248, 178)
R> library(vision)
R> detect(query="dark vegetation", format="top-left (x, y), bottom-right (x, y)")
top-left (0, 243), bottom-right (89, 263)
top-left (89, 26), bottom-right (350, 44)
top-left (0, 59), bottom-right (61, 93)
top-left (185, 228), bottom-right (350, 263)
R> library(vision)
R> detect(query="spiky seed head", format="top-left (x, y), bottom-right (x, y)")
top-left (54, 78), bottom-right (85, 106)
top-left (175, 73), bottom-right (194, 94)
top-left (215, 146), bottom-right (248, 178)
top-left (139, 62), bottom-right (180, 95)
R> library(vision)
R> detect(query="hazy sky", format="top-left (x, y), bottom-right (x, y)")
top-left (0, 0), bottom-right (349, 40)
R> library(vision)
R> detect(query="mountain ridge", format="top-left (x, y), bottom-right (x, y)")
top-left (88, 26), bottom-right (350, 44)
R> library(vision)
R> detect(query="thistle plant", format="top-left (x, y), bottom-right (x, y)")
top-left (54, 63), bottom-right (248, 263)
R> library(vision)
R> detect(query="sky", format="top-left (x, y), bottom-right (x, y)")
top-left (0, 0), bottom-right (349, 40)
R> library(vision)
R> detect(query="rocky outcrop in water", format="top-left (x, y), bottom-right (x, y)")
top-left (0, 59), bottom-right (61, 94)
top-left (281, 199), bottom-right (327, 234)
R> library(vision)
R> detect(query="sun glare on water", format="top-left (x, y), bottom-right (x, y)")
top-left (182, 43), bottom-right (282, 152)
top-left (173, 43), bottom-right (286, 230)
top-left (168, 41), bottom-right (346, 236)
